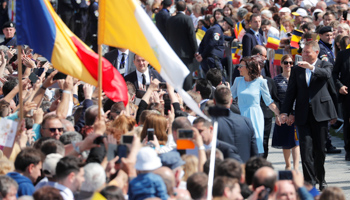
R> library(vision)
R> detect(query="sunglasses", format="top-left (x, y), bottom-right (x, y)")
top-left (283, 61), bottom-right (293, 65)
top-left (238, 64), bottom-right (246, 68)
top-left (44, 127), bottom-right (64, 132)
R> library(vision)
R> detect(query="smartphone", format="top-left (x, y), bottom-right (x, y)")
top-left (177, 129), bottom-right (193, 139)
top-left (116, 145), bottom-right (128, 164)
top-left (343, 10), bottom-right (348, 20)
top-left (36, 68), bottom-right (45, 77)
top-left (28, 73), bottom-right (38, 84)
top-left (147, 128), bottom-right (154, 141)
top-left (258, 188), bottom-right (271, 200)
top-left (159, 82), bottom-right (167, 90)
top-left (136, 89), bottom-right (146, 98)
top-left (164, 99), bottom-right (171, 116)
top-left (53, 72), bottom-right (67, 80)
top-left (278, 170), bottom-right (293, 180)
top-left (93, 136), bottom-right (106, 144)
top-left (121, 135), bottom-right (134, 144)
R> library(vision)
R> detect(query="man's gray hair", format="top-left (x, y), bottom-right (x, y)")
top-left (237, 8), bottom-right (248, 19)
top-left (0, 175), bottom-right (18, 197)
top-left (81, 163), bottom-right (106, 192)
top-left (304, 40), bottom-right (320, 52)
top-left (59, 131), bottom-right (83, 145)
top-left (261, 9), bottom-right (272, 19)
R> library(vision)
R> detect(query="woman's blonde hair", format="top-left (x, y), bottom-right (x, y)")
top-left (107, 115), bottom-right (136, 143)
top-left (181, 154), bottom-right (199, 181)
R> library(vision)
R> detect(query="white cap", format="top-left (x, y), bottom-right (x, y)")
top-left (42, 153), bottom-right (63, 178)
top-left (135, 147), bottom-right (162, 171)
top-left (292, 8), bottom-right (308, 17)
top-left (279, 7), bottom-right (291, 13)
top-left (312, 9), bottom-right (323, 16)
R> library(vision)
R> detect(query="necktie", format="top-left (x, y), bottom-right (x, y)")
top-left (120, 53), bottom-right (126, 69)
top-left (142, 73), bottom-right (146, 86)
top-left (256, 34), bottom-right (261, 45)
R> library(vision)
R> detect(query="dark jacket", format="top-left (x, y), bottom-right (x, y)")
top-left (260, 76), bottom-right (279, 118)
top-left (166, 12), bottom-right (197, 59)
top-left (281, 60), bottom-right (337, 125)
top-left (155, 9), bottom-right (170, 37)
top-left (198, 24), bottom-right (225, 59)
top-left (124, 68), bottom-right (164, 90)
top-left (242, 29), bottom-right (264, 57)
top-left (216, 108), bottom-right (258, 162)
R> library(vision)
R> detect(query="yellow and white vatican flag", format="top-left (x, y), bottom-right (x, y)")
top-left (98, 0), bottom-right (207, 119)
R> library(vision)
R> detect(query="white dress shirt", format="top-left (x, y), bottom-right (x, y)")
top-left (305, 60), bottom-right (317, 87)
top-left (117, 49), bottom-right (129, 75)
top-left (136, 68), bottom-right (150, 88)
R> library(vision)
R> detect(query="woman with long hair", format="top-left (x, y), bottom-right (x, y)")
top-left (271, 54), bottom-right (300, 170)
top-left (231, 57), bottom-right (281, 155)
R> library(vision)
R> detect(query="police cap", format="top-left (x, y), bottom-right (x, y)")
top-left (2, 21), bottom-right (15, 30)
top-left (318, 26), bottom-right (333, 34)
top-left (223, 17), bottom-right (234, 27)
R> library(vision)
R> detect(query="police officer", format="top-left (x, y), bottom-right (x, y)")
top-left (88, 0), bottom-right (98, 52)
top-left (0, 21), bottom-right (16, 48)
top-left (318, 25), bottom-right (342, 154)
top-left (195, 16), bottom-right (233, 75)
top-left (318, 26), bottom-right (335, 65)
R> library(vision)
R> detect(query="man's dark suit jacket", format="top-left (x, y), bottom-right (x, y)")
top-left (333, 49), bottom-right (350, 102)
top-left (216, 108), bottom-right (258, 162)
top-left (124, 68), bottom-right (164, 90)
top-left (166, 12), bottom-right (197, 59)
top-left (155, 9), bottom-right (170, 37)
top-left (242, 29), bottom-right (265, 57)
top-left (282, 60), bottom-right (337, 125)
top-left (104, 49), bottom-right (136, 75)
top-left (261, 76), bottom-right (279, 118)
top-left (217, 140), bottom-right (243, 163)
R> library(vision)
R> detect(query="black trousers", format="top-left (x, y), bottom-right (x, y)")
top-left (181, 58), bottom-right (195, 91)
top-left (297, 107), bottom-right (328, 186)
top-left (263, 117), bottom-right (273, 158)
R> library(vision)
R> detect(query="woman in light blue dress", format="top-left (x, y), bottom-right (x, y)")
top-left (231, 56), bottom-right (281, 154)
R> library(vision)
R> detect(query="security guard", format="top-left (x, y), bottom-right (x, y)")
top-left (0, 21), bottom-right (16, 48)
top-left (318, 26), bottom-right (335, 65)
top-left (196, 16), bottom-right (233, 74)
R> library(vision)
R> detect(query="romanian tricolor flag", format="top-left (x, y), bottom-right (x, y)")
top-left (266, 36), bottom-right (280, 50)
top-left (231, 45), bottom-right (242, 64)
top-left (274, 48), bottom-right (284, 66)
top-left (290, 29), bottom-right (303, 48)
top-left (16, 0), bottom-right (128, 105)
top-left (234, 22), bottom-right (243, 38)
top-left (98, 0), bottom-right (207, 119)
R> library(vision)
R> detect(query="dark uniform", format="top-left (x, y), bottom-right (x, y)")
top-left (88, 0), bottom-right (98, 52)
top-left (0, 21), bottom-right (16, 48)
top-left (318, 26), bottom-right (335, 65)
top-left (198, 23), bottom-right (225, 74)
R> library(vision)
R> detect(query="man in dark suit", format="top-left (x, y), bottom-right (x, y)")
top-left (281, 41), bottom-right (338, 191)
top-left (124, 55), bottom-right (164, 90)
top-left (214, 85), bottom-right (258, 162)
top-left (166, 1), bottom-right (197, 91)
top-left (242, 14), bottom-right (265, 57)
top-left (104, 48), bottom-right (136, 76)
top-left (192, 117), bottom-right (243, 162)
top-left (155, 0), bottom-right (172, 38)
top-left (333, 48), bottom-right (350, 161)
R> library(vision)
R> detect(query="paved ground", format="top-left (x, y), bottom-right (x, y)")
top-left (266, 131), bottom-right (350, 198)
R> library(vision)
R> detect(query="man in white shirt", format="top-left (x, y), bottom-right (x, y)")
top-left (54, 156), bottom-right (85, 200)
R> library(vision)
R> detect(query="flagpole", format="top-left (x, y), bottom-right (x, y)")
top-left (17, 46), bottom-right (23, 121)
top-left (98, 44), bottom-right (103, 118)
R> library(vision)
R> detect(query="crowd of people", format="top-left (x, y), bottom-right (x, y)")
top-left (0, 0), bottom-right (349, 199)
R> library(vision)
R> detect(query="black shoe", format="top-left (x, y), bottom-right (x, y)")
top-left (319, 181), bottom-right (328, 191)
top-left (346, 152), bottom-right (350, 161)
top-left (326, 146), bottom-right (341, 154)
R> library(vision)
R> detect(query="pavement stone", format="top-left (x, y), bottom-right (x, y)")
top-left (266, 133), bottom-right (350, 198)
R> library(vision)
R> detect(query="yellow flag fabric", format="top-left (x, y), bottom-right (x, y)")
top-left (347, 44), bottom-right (350, 49)
top-left (91, 192), bottom-right (106, 200)
top-left (196, 29), bottom-right (206, 42)
top-left (98, 0), bottom-right (208, 119)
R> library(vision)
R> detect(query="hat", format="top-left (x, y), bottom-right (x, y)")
top-left (279, 7), bottom-right (291, 13)
top-left (43, 153), bottom-right (63, 178)
top-left (162, 0), bottom-right (172, 7)
top-left (318, 26), bottom-right (333, 34)
top-left (292, 8), bottom-right (307, 17)
top-left (159, 150), bottom-right (186, 170)
top-left (223, 16), bottom-right (234, 27)
top-left (135, 147), bottom-right (162, 171)
top-left (312, 9), bottom-right (323, 16)
top-left (2, 21), bottom-right (15, 29)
